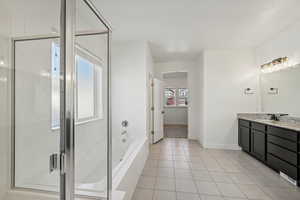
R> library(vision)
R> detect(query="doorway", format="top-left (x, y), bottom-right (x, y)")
top-left (163, 72), bottom-right (189, 138)
top-left (151, 72), bottom-right (189, 143)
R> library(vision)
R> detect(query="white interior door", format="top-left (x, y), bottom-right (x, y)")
top-left (153, 79), bottom-right (164, 143)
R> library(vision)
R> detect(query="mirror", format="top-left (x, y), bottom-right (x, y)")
top-left (257, 19), bottom-right (300, 118)
top-left (260, 65), bottom-right (300, 117)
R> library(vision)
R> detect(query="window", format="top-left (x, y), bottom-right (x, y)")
top-left (51, 43), bottom-right (60, 129)
top-left (164, 88), bottom-right (176, 106)
top-left (177, 88), bottom-right (189, 106)
top-left (76, 56), bottom-right (95, 121)
top-left (51, 43), bottom-right (103, 129)
top-left (164, 87), bottom-right (189, 107)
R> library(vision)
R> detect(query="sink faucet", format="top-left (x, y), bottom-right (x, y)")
top-left (268, 114), bottom-right (288, 121)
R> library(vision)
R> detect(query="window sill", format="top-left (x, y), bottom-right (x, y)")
top-left (51, 117), bottom-right (103, 131)
top-left (76, 117), bottom-right (102, 125)
top-left (164, 106), bottom-right (188, 108)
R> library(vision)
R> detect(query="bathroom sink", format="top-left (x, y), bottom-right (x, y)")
top-left (257, 119), bottom-right (277, 123)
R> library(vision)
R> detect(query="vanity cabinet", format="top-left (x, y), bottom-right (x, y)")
top-left (238, 120), bottom-right (251, 152)
top-left (238, 119), bottom-right (300, 186)
top-left (238, 120), bottom-right (266, 161)
top-left (250, 122), bottom-right (267, 162)
top-left (251, 129), bottom-right (266, 161)
top-left (267, 126), bottom-right (299, 181)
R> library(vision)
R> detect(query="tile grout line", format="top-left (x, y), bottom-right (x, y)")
top-left (142, 139), bottom-right (295, 200)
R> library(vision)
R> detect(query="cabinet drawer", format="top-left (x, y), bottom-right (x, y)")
top-left (267, 135), bottom-right (297, 152)
top-left (267, 143), bottom-right (297, 166)
top-left (252, 122), bottom-right (266, 132)
top-left (267, 126), bottom-right (297, 142)
top-left (239, 119), bottom-right (250, 128)
top-left (267, 154), bottom-right (298, 179)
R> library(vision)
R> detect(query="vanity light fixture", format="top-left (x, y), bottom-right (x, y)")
top-left (260, 56), bottom-right (296, 73)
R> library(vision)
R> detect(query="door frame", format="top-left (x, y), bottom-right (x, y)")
top-left (160, 71), bottom-right (189, 139)
top-left (10, 0), bottom-right (112, 200)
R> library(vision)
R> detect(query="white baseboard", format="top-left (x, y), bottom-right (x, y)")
top-left (164, 124), bottom-right (188, 126)
top-left (203, 143), bottom-right (241, 150)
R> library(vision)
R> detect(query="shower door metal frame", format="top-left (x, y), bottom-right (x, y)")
top-left (60, 0), bottom-right (76, 200)
top-left (10, 0), bottom-right (112, 200)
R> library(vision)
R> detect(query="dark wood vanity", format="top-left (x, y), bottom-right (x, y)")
top-left (238, 119), bottom-right (300, 186)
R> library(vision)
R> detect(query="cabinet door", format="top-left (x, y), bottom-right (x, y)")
top-left (239, 126), bottom-right (250, 152)
top-left (251, 130), bottom-right (266, 161)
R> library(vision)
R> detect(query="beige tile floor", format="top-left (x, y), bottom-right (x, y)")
top-left (132, 138), bottom-right (300, 200)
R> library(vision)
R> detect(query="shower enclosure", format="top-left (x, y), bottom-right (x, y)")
top-left (11, 0), bottom-right (111, 199)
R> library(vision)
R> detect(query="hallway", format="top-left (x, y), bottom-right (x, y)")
top-left (164, 125), bottom-right (188, 138)
top-left (132, 138), bottom-right (300, 200)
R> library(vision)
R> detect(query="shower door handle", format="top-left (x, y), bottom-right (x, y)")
top-left (49, 153), bottom-right (58, 173)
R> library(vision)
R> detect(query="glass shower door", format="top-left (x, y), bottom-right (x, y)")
top-left (13, 0), bottom-right (111, 199)
top-left (74, 0), bottom-right (111, 198)
top-left (13, 0), bottom-right (62, 197)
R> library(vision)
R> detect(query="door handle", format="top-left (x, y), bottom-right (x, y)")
top-left (161, 111), bottom-right (165, 114)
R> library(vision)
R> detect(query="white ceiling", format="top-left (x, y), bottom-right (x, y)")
top-left (93, 0), bottom-right (300, 61)
top-left (1, 0), bottom-right (300, 62)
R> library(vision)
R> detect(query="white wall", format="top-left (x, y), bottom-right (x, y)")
top-left (112, 41), bottom-right (153, 200)
top-left (154, 60), bottom-right (202, 140)
top-left (163, 76), bottom-right (188, 88)
top-left (255, 21), bottom-right (300, 68)
top-left (112, 41), bottom-right (150, 163)
top-left (202, 49), bottom-right (259, 149)
top-left (164, 108), bottom-right (188, 125)
top-left (199, 20), bottom-right (300, 149)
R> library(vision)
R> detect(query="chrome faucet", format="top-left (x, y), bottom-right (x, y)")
top-left (268, 113), bottom-right (288, 121)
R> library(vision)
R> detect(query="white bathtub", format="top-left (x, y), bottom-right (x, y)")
top-left (76, 136), bottom-right (149, 199)
top-left (7, 136), bottom-right (148, 200)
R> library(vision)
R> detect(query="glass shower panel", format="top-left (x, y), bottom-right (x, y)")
top-left (74, 0), bottom-right (109, 198)
top-left (0, 1), bottom-right (11, 197)
top-left (13, 0), bottom-right (61, 195)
